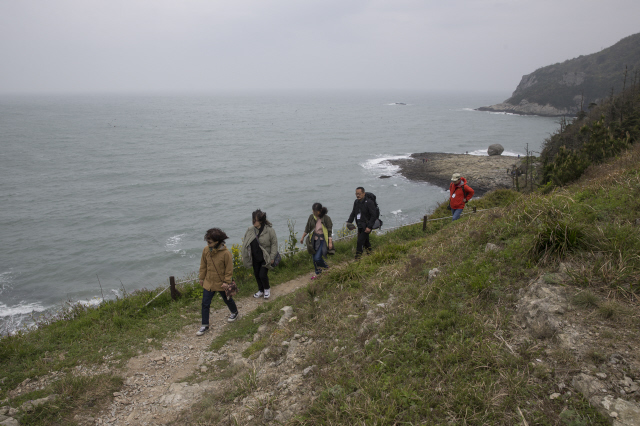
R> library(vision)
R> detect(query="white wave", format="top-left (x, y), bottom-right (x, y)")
top-left (386, 102), bottom-right (409, 106)
top-left (76, 297), bottom-right (103, 307)
top-left (391, 209), bottom-right (402, 215)
top-left (0, 301), bottom-right (47, 318)
top-left (165, 233), bottom-right (186, 253)
top-left (362, 154), bottom-right (411, 175)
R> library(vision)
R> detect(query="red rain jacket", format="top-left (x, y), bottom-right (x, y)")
top-left (449, 177), bottom-right (474, 210)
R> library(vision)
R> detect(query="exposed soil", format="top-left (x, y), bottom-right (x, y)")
top-left (88, 273), bottom-right (313, 426)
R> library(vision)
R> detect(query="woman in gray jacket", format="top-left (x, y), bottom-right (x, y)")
top-left (242, 210), bottom-right (278, 299)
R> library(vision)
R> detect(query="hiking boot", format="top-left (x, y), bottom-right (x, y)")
top-left (228, 312), bottom-right (239, 322)
top-left (253, 291), bottom-right (264, 298)
top-left (196, 326), bottom-right (209, 336)
top-left (264, 289), bottom-right (271, 299)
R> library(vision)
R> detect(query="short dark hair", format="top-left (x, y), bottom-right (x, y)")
top-left (356, 187), bottom-right (365, 193)
top-left (204, 228), bottom-right (228, 242)
top-left (312, 202), bottom-right (328, 218)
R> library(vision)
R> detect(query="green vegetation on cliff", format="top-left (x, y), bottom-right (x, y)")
top-left (541, 78), bottom-right (640, 186)
top-left (506, 33), bottom-right (640, 113)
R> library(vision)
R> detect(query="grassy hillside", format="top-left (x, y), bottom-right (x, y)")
top-left (506, 32), bottom-right (640, 112)
top-left (170, 146), bottom-right (640, 425)
top-left (2, 147), bottom-right (640, 424)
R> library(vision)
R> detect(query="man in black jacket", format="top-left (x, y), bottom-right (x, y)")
top-left (347, 187), bottom-right (378, 259)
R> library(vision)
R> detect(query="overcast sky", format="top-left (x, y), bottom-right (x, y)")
top-left (0, 0), bottom-right (638, 94)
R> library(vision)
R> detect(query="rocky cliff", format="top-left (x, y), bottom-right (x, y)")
top-left (478, 32), bottom-right (640, 117)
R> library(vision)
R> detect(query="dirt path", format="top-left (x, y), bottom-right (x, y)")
top-left (91, 273), bottom-right (313, 426)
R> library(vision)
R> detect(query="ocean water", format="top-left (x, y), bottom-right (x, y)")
top-left (0, 91), bottom-right (559, 334)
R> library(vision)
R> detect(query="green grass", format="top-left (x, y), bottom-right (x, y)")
top-left (572, 290), bottom-right (599, 308)
top-left (6, 144), bottom-right (640, 424)
top-left (12, 374), bottom-right (122, 426)
top-left (280, 153), bottom-right (640, 424)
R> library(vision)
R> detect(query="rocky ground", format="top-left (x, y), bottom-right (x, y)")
top-left (388, 152), bottom-right (527, 195)
top-left (512, 258), bottom-right (640, 425)
top-left (87, 273), bottom-right (317, 426)
top-left (2, 253), bottom-right (640, 425)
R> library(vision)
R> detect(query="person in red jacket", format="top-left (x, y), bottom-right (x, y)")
top-left (449, 173), bottom-right (474, 221)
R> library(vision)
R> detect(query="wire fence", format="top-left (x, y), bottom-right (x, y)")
top-left (250, 207), bottom-right (500, 259)
top-left (148, 206), bottom-right (500, 306)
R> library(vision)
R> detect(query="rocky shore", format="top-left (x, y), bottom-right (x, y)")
top-left (476, 100), bottom-right (576, 117)
top-left (388, 152), bottom-right (523, 195)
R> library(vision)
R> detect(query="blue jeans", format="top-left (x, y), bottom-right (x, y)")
top-left (452, 208), bottom-right (464, 221)
top-left (313, 239), bottom-right (328, 274)
top-left (202, 288), bottom-right (237, 325)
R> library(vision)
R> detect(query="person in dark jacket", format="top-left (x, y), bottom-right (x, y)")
top-left (449, 173), bottom-right (474, 221)
top-left (346, 187), bottom-right (378, 259)
top-left (241, 210), bottom-right (278, 299)
top-left (300, 202), bottom-right (333, 277)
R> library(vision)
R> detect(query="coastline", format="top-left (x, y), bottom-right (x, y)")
top-left (476, 102), bottom-right (577, 117)
top-left (388, 152), bottom-right (523, 195)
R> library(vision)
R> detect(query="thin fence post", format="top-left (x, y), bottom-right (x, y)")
top-left (422, 215), bottom-right (428, 231)
top-left (473, 207), bottom-right (477, 213)
top-left (170, 276), bottom-right (181, 301)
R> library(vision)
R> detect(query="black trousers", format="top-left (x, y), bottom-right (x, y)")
top-left (252, 262), bottom-right (270, 292)
top-left (202, 289), bottom-right (237, 325)
top-left (356, 228), bottom-right (372, 258)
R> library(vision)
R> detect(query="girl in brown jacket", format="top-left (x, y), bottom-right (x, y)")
top-left (197, 228), bottom-right (238, 336)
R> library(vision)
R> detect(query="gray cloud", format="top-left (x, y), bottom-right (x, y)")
top-left (1, 0), bottom-right (639, 93)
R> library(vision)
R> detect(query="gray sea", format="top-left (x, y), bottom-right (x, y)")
top-left (0, 91), bottom-right (559, 334)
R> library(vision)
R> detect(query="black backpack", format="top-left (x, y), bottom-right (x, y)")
top-left (365, 192), bottom-right (383, 229)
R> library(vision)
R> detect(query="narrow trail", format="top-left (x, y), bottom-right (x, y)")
top-left (92, 273), bottom-right (314, 426)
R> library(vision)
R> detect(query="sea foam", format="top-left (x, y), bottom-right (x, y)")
top-left (362, 154), bottom-right (411, 175)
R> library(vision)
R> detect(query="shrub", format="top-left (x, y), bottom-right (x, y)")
top-left (532, 220), bottom-right (588, 260)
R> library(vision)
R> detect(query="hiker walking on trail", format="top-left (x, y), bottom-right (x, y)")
top-left (347, 187), bottom-right (381, 259)
top-left (242, 210), bottom-right (278, 299)
top-left (197, 228), bottom-right (239, 336)
top-left (300, 203), bottom-right (333, 277)
top-left (449, 173), bottom-right (474, 221)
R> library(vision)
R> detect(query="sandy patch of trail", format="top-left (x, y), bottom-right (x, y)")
top-left (91, 273), bottom-right (313, 426)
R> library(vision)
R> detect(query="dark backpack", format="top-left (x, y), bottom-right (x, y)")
top-left (365, 192), bottom-right (383, 229)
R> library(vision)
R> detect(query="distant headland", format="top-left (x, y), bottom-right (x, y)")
top-left (478, 32), bottom-right (640, 117)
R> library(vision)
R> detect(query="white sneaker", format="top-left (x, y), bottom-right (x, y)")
top-left (264, 289), bottom-right (270, 299)
top-left (228, 312), bottom-right (239, 322)
top-left (196, 326), bottom-right (209, 336)
top-left (253, 291), bottom-right (264, 298)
